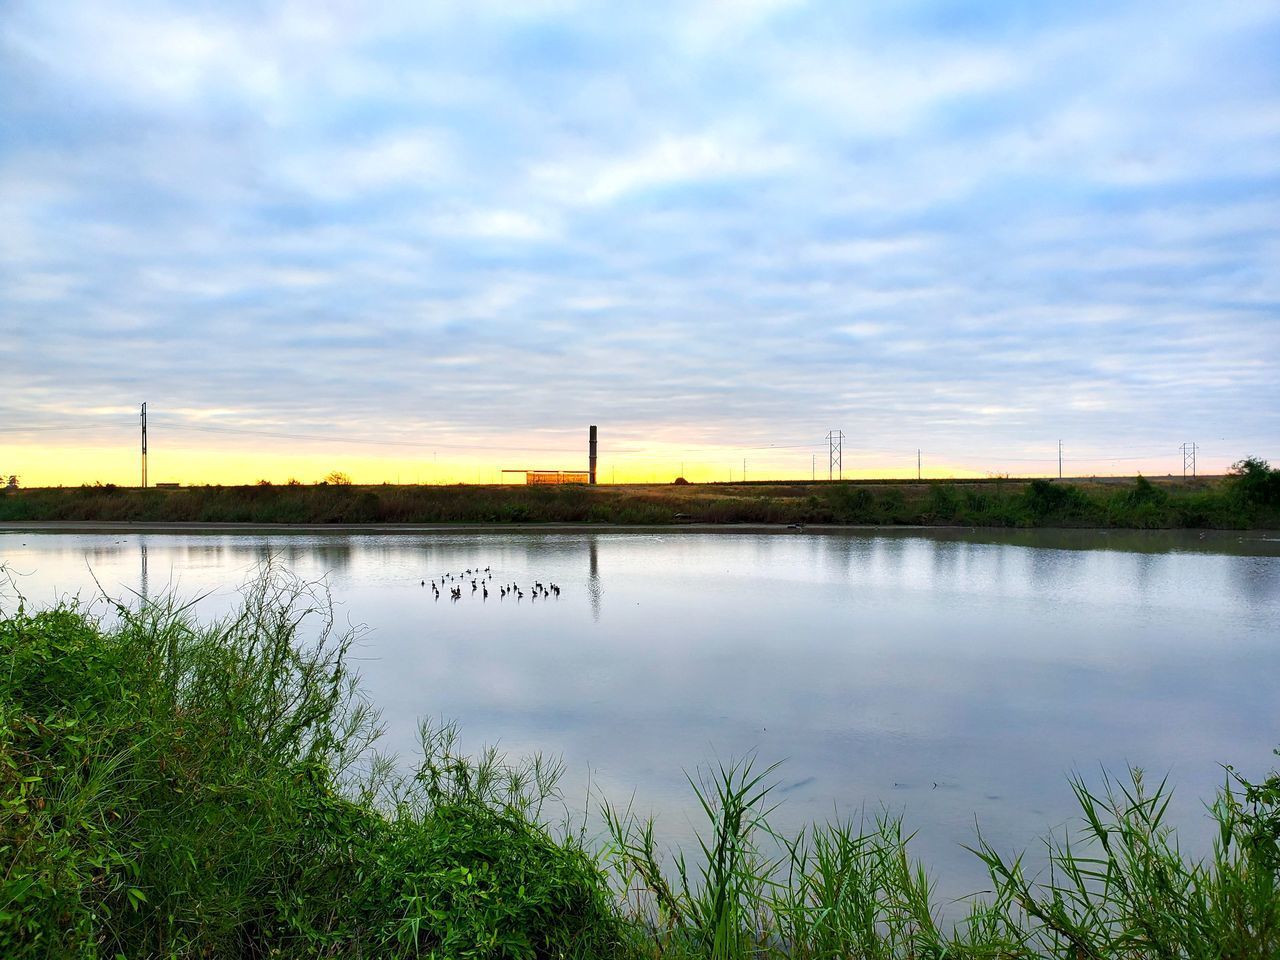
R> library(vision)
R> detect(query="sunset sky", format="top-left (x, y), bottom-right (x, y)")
top-left (3, 1), bottom-right (1278, 486)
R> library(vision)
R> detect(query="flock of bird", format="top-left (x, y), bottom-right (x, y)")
top-left (420, 566), bottom-right (562, 603)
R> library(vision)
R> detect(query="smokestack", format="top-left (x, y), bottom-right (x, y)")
top-left (589, 425), bottom-right (598, 485)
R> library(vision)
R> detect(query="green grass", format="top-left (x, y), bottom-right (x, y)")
top-left (2, 463), bottom-right (1280, 528)
top-left (2, 574), bottom-right (1278, 957)
top-left (0, 575), bottom-right (623, 958)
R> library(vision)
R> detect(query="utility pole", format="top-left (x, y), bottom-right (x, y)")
top-left (811, 453), bottom-right (815, 481)
top-left (743, 458), bottom-right (747, 482)
top-left (1182, 442), bottom-right (1197, 478)
top-left (140, 402), bottom-right (147, 489)
top-left (1058, 439), bottom-right (1063, 480)
top-left (917, 448), bottom-right (921, 481)
top-left (827, 430), bottom-right (843, 480)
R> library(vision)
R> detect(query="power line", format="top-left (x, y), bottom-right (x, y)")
top-left (149, 419), bottom-right (582, 453)
top-left (0, 424), bottom-right (108, 433)
top-left (154, 420), bottom-right (841, 456)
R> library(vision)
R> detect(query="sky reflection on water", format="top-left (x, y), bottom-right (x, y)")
top-left (2, 528), bottom-right (1277, 902)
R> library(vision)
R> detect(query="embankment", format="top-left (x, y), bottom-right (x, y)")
top-left (2, 473), bottom-right (1278, 528)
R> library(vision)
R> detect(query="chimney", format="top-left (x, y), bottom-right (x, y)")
top-left (589, 425), bottom-right (598, 484)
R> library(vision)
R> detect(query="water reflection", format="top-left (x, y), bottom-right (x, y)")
top-left (1, 527), bottom-right (1277, 903)
top-left (588, 536), bottom-right (601, 622)
top-left (1234, 554), bottom-right (1280, 604)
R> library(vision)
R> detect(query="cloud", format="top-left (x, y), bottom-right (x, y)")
top-left (532, 133), bottom-right (799, 204)
top-left (1, 0), bottom-right (1278, 479)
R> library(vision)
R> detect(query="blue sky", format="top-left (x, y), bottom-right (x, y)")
top-left (2, 0), bottom-right (1278, 482)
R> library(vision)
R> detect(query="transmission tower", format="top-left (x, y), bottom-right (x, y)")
top-left (827, 430), bottom-right (844, 480)
top-left (140, 402), bottom-right (148, 489)
top-left (1182, 442), bottom-right (1197, 478)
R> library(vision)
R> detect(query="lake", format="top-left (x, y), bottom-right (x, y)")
top-left (2, 526), bottom-right (1278, 902)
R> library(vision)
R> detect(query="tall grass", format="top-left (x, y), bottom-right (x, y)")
top-left (605, 760), bottom-right (1280, 958)
top-left (2, 573), bottom-right (1277, 957)
top-left (0, 570), bottom-right (623, 958)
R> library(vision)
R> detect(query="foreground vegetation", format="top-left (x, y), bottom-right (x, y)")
top-left (3, 575), bottom-right (1278, 957)
top-left (3, 459), bottom-right (1280, 529)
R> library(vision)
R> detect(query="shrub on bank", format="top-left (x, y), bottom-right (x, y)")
top-left (0, 579), bottom-right (623, 959)
top-left (1229, 457), bottom-right (1280, 507)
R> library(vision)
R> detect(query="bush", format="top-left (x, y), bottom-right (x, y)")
top-left (825, 485), bottom-right (874, 522)
top-left (927, 483), bottom-right (959, 520)
top-left (1229, 457), bottom-right (1280, 507)
top-left (1119, 476), bottom-right (1169, 509)
top-left (1023, 478), bottom-right (1088, 521)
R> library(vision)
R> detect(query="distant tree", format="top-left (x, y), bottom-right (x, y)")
top-left (322, 471), bottom-right (353, 486)
top-left (5, 475), bottom-right (17, 490)
top-left (255, 479), bottom-right (272, 487)
top-left (286, 478), bottom-right (302, 486)
top-left (1229, 457), bottom-right (1280, 506)
top-left (672, 476), bottom-right (689, 485)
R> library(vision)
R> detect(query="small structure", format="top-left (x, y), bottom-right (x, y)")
top-left (501, 425), bottom-right (600, 486)
top-left (527, 470), bottom-right (590, 485)
top-left (503, 470), bottom-right (589, 485)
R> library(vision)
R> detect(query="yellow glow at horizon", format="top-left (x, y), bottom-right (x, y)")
top-left (4, 440), bottom-right (1060, 488)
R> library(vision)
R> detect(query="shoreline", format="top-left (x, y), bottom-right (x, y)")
top-left (2, 520), bottom-right (1277, 551)
top-left (0, 519), bottom-right (930, 534)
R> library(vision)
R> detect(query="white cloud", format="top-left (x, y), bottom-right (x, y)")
top-left (274, 133), bottom-right (455, 200)
top-left (774, 44), bottom-right (1020, 136)
top-left (437, 209), bottom-right (557, 241)
top-left (535, 134), bottom-right (799, 204)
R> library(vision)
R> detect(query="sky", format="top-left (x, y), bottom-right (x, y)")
top-left (2, 0), bottom-right (1278, 485)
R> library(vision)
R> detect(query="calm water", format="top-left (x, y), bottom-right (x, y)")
top-left (2, 527), bottom-right (1278, 901)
